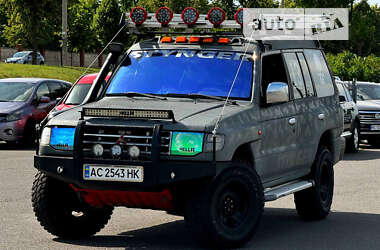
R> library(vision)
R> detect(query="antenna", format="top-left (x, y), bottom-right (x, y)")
top-left (212, 29), bottom-right (256, 136)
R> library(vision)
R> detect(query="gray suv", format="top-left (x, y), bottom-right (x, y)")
top-left (32, 38), bottom-right (344, 247)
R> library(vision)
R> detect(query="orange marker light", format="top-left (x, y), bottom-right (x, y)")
top-left (202, 37), bottom-right (214, 43)
top-left (175, 36), bottom-right (187, 43)
top-left (218, 37), bottom-right (229, 44)
top-left (189, 37), bottom-right (200, 43)
top-left (161, 37), bottom-right (173, 43)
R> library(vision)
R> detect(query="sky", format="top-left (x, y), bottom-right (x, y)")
top-left (367, 0), bottom-right (380, 5)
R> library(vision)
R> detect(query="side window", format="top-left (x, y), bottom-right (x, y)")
top-left (304, 50), bottom-right (334, 97)
top-left (336, 84), bottom-right (346, 101)
top-left (261, 53), bottom-right (289, 103)
top-left (343, 85), bottom-right (353, 102)
top-left (47, 82), bottom-right (63, 100)
top-left (296, 53), bottom-right (315, 97)
top-left (283, 53), bottom-right (306, 99)
top-left (36, 83), bottom-right (50, 100)
top-left (60, 83), bottom-right (71, 95)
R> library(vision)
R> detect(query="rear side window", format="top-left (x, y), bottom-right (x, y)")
top-left (283, 53), bottom-right (306, 99)
top-left (48, 82), bottom-right (63, 100)
top-left (304, 50), bottom-right (334, 97)
top-left (296, 53), bottom-right (315, 97)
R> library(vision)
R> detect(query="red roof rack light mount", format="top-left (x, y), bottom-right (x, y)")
top-left (181, 7), bottom-right (200, 26)
top-left (155, 7), bottom-right (173, 25)
top-left (130, 7), bottom-right (148, 25)
top-left (207, 7), bottom-right (226, 27)
top-left (234, 8), bottom-right (243, 26)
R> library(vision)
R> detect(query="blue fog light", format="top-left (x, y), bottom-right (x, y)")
top-left (50, 127), bottom-right (76, 150)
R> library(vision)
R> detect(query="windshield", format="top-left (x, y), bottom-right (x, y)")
top-left (357, 84), bottom-right (380, 100)
top-left (0, 82), bottom-right (34, 102)
top-left (65, 84), bottom-right (92, 105)
top-left (13, 52), bottom-right (29, 58)
top-left (106, 49), bottom-right (254, 100)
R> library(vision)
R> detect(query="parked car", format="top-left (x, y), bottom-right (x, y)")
top-left (336, 80), bottom-right (360, 152)
top-left (353, 81), bottom-right (380, 146)
top-left (0, 78), bottom-right (71, 145)
top-left (54, 73), bottom-right (111, 112)
top-left (5, 51), bottom-right (45, 65)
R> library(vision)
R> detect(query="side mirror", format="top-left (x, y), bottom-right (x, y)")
top-left (266, 82), bottom-right (289, 104)
top-left (56, 97), bottom-right (62, 103)
top-left (39, 96), bottom-right (51, 103)
top-left (339, 95), bottom-right (346, 103)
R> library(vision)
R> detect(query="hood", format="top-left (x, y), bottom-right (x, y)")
top-left (357, 100), bottom-right (380, 111)
top-left (49, 97), bottom-right (244, 131)
top-left (0, 102), bottom-right (26, 114)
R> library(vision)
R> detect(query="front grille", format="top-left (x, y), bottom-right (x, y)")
top-left (359, 111), bottom-right (380, 124)
top-left (82, 124), bottom-right (171, 161)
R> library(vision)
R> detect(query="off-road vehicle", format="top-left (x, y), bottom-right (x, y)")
top-left (32, 7), bottom-right (345, 248)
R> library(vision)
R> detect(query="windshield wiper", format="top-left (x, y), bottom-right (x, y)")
top-left (107, 92), bottom-right (167, 100)
top-left (188, 93), bottom-right (237, 105)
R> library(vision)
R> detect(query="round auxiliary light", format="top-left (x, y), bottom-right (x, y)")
top-left (111, 144), bottom-right (122, 157)
top-left (207, 7), bottom-right (226, 27)
top-left (128, 146), bottom-right (140, 158)
top-left (93, 144), bottom-right (104, 157)
top-left (234, 8), bottom-right (243, 26)
top-left (181, 7), bottom-right (199, 26)
top-left (130, 7), bottom-right (147, 25)
top-left (155, 7), bottom-right (173, 25)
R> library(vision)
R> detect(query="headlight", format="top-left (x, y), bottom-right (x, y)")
top-left (170, 132), bottom-right (204, 156)
top-left (6, 110), bottom-right (23, 122)
top-left (49, 127), bottom-right (76, 150)
top-left (204, 134), bottom-right (225, 152)
top-left (40, 127), bottom-right (51, 146)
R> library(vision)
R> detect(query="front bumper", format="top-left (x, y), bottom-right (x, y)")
top-left (34, 155), bottom-right (220, 191)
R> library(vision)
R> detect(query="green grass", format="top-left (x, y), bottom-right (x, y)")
top-left (0, 63), bottom-right (98, 83)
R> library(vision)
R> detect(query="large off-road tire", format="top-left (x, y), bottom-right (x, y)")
top-left (32, 172), bottom-right (113, 239)
top-left (184, 167), bottom-right (264, 248)
top-left (346, 122), bottom-right (360, 153)
top-left (294, 146), bottom-right (334, 220)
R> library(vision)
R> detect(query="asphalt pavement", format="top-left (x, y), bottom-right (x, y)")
top-left (0, 143), bottom-right (379, 250)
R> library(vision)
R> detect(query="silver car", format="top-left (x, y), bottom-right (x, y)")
top-left (0, 78), bottom-right (71, 145)
top-left (4, 51), bottom-right (45, 65)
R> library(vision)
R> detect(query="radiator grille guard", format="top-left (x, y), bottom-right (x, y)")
top-left (82, 108), bottom-right (175, 121)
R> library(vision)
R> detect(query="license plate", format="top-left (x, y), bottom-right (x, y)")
top-left (370, 125), bottom-right (380, 131)
top-left (83, 165), bottom-right (143, 182)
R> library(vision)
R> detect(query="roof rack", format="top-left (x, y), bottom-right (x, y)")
top-left (124, 7), bottom-right (243, 36)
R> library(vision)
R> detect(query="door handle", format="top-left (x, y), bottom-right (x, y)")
top-left (318, 113), bottom-right (325, 120)
top-left (289, 118), bottom-right (296, 125)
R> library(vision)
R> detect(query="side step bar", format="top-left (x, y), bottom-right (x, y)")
top-left (264, 180), bottom-right (314, 202)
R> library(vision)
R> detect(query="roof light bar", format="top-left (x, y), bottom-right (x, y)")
top-left (181, 7), bottom-right (199, 26)
top-left (155, 7), bottom-right (173, 25)
top-left (175, 36), bottom-right (187, 43)
top-left (161, 36), bottom-right (173, 43)
top-left (130, 7), bottom-right (148, 25)
top-left (189, 37), bottom-right (200, 43)
top-left (207, 7), bottom-right (226, 27)
top-left (218, 37), bottom-right (229, 44)
top-left (234, 8), bottom-right (243, 26)
top-left (202, 37), bottom-right (214, 43)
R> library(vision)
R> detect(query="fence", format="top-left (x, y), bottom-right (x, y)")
top-left (0, 47), bottom-right (105, 68)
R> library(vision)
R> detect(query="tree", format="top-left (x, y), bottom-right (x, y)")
top-left (68, 0), bottom-right (99, 66)
top-left (0, 2), bottom-right (8, 46)
top-left (93, 0), bottom-right (125, 48)
top-left (1, 0), bottom-right (61, 64)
